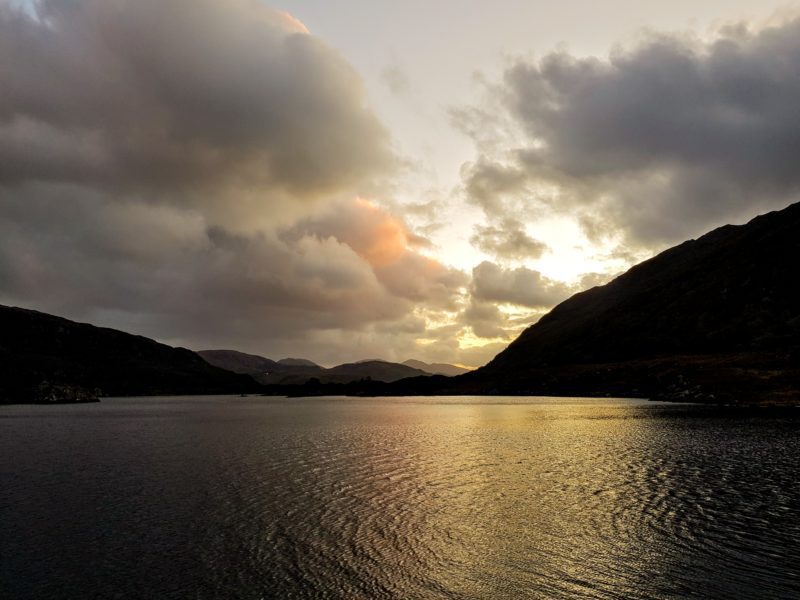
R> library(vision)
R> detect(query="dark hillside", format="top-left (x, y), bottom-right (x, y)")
top-left (0, 306), bottom-right (260, 403)
top-left (486, 203), bottom-right (800, 371)
top-left (464, 202), bottom-right (800, 403)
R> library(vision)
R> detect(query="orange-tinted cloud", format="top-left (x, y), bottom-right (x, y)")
top-left (288, 197), bottom-right (468, 308)
top-left (344, 198), bottom-right (409, 268)
top-left (276, 10), bottom-right (310, 34)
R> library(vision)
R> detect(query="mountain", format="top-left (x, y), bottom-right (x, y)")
top-left (402, 359), bottom-right (471, 377)
top-left (0, 305), bottom-right (261, 403)
top-left (278, 358), bottom-right (320, 367)
top-left (323, 360), bottom-right (430, 383)
top-left (197, 350), bottom-right (279, 374)
top-left (199, 351), bottom-right (430, 385)
top-left (198, 349), bottom-right (322, 383)
top-left (262, 360), bottom-right (429, 385)
top-left (464, 202), bottom-right (800, 403)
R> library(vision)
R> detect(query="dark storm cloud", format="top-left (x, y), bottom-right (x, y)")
top-left (0, 0), bottom-right (392, 197)
top-left (460, 17), bottom-right (800, 244)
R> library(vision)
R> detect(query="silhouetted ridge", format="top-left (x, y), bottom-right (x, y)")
top-left (323, 360), bottom-right (430, 383)
top-left (483, 202), bottom-right (800, 372)
top-left (277, 358), bottom-right (320, 367)
top-left (198, 350), bottom-right (279, 374)
top-left (199, 350), bottom-right (430, 385)
top-left (0, 306), bottom-right (260, 403)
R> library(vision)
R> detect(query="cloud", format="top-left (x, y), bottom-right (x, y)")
top-left (471, 261), bottom-right (572, 308)
top-left (15, 1), bottom-right (782, 370)
top-left (293, 198), bottom-right (410, 267)
top-left (0, 183), bottom-right (475, 354)
top-left (462, 299), bottom-right (508, 339)
top-left (470, 218), bottom-right (548, 260)
top-left (0, 1), bottom-right (479, 366)
top-left (0, 192), bottom-right (405, 324)
top-left (451, 341), bottom-right (509, 368)
top-left (0, 0), bottom-right (393, 200)
top-left (459, 16), bottom-right (800, 245)
top-left (380, 64), bottom-right (411, 95)
top-left (460, 157), bottom-right (529, 217)
top-left (288, 198), bottom-right (469, 308)
top-left (578, 271), bottom-right (615, 290)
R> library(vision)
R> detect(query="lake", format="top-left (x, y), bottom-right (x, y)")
top-left (1, 396), bottom-right (799, 599)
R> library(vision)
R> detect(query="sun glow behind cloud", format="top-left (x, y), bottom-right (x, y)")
top-left (339, 198), bottom-right (409, 267)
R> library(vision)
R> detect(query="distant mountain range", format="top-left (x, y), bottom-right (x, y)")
top-left (0, 306), bottom-right (260, 403)
top-left (197, 350), bottom-right (467, 384)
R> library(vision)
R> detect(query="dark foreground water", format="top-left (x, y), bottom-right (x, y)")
top-left (1, 396), bottom-right (799, 599)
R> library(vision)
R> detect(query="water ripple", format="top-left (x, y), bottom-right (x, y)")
top-left (1, 397), bottom-right (799, 599)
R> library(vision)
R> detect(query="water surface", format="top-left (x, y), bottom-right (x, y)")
top-left (1, 396), bottom-right (798, 599)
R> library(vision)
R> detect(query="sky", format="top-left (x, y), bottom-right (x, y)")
top-left (2, 0), bottom-right (799, 367)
